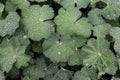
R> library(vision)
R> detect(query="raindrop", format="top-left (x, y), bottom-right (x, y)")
top-left (23, 35), bottom-right (28, 39)
top-left (58, 52), bottom-right (61, 55)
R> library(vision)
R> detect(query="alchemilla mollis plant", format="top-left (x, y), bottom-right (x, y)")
top-left (0, 0), bottom-right (120, 80)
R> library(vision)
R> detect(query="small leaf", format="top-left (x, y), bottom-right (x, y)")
top-left (0, 12), bottom-right (20, 37)
top-left (93, 23), bottom-right (112, 38)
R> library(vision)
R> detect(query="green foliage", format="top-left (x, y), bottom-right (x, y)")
top-left (54, 0), bottom-right (90, 9)
top-left (0, 3), bottom-right (4, 18)
top-left (82, 38), bottom-right (117, 76)
top-left (23, 58), bottom-right (47, 80)
top-left (55, 8), bottom-right (92, 37)
top-left (51, 68), bottom-right (73, 80)
top-left (0, 71), bottom-right (5, 80)
top-left (93, 23), bottom-right (112, 38)
top-left (88, 8), bottom-right (105, 26)
top-left (73, 67), bottom-right (98, 80)
top-left (29, 0), bottom-right (47, 2)
top-left (0, 12), bottom-right (20, 37)
top-left (43, 35), bottom-right (75, 62)
top-left (110, 27), bottom-right (120, 54)
top-left (6, 0), bottom-right (30, 10)
top-left (0, 0), bottom-right (120, 80)
top-left (22, 5), bottom-right (54, 41)
top-left (0, 30), bottom-right (30, 72)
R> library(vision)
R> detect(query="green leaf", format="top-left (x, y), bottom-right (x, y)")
top-left (44, 64), bottom-right (59, 80)
top-left (51, 68), bottom-right (73, 80)
top-left (0, 3), bottom-right (4, 18)
top-left (110, 27), bottom-right (120, 54)
top-left (5, 1), bottom-right (17, 12)
top-left (55, 8), bottom-right (92, 37)
top-left (71, 35), bottom-right (87, 48)
top-left (22, 5), bottom-right (54, 41)
top-left (31, 41), bottom-right (43, 53)
top-left (101, 0), bottom-right (120, 20)
top-left (91, 0), bottom-right (120, 20)
top-left (23, 58), bottom-right (47, 79)
top-left (93, 23), bottom-right (112, 38)
top-left (7, 66), bottom-right (19, 78)
top-left (0, 71), bottom-right (5, 80)
top-left (0, 12), bottom-right (20, 37)
top-left (88, 9), bottom-right (105, 26)
top-left (43, 35), bottom-right (76, 62)
top-left (68, 50), bottom-right (83, 66)
top-left (73, 67), bottom-right (98, 80)
top-left (0, 30), bottom-right (30, 72)
top-left (111, 77), bottom-right (120, 80)
top-left (9, 0), bottom-right (30, 10)
top-left (22, 76), bottom-right (33, 80)
top-left (110, 27), bottom-right (120, 41)
top-left (29, 0), bottom-right (47, 2)
top-left (82, 38), bottom-right (117, 76)
top-left (54, 0), bottom-right (90, 9)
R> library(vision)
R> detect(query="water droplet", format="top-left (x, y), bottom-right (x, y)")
top-left (23, 35), bottom-right (28, 39)
top-left (86, 63), bottom-right (89, 66)
top-left (98, 52), bottom-right (101, 56)
top-left (58, 52), bottom-right (61, 55)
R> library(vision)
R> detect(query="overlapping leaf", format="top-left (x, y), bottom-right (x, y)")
top-left (55, 8), bottom-right (92, 37)
top-left (73, 67), bottom-right (97, 80)
top-left (0, 12), bottom-right (20, 37)
top-left (91, 0), bottom-right (120, 20)
top-left (54, 0), bottom-right (90, 9)
top-left (6, 0), bottom-right (30, 11)
top-left (0, 30), bottom-right (30, 72)
top-left (110, 27), bottom-right (120, 54)
top-left (82, 38), bottom-right (117, 76)
top-left (29, 0), bottom-right (47, 2)
top-left (43, 35), bottom-right (75, 62)
top-left (0, 3), bottom-right (4, 18)
top-left (51, 68), bottom-right (73, 80)
top-left (93, 23), bottom-right (112, 38)
top-left (23, 58), bottom-right (47, 80)
top-left (22, 5), bottom-right (54, 41)
top-left (88, 9), bottom-right (105, 25)
top-left (0, 71), bottom-right (5, 80)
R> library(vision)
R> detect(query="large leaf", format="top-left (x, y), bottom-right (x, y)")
top-left (43, 35), bottom-right (76, 62)
top-left (0, 30), bottom-right (30, 72)
top-left (82, 38), bottom-right (117, 76)
top-left (55, 8), bottom-right (92, 37)
top-left (22, 5), bottom-right (54, 41)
